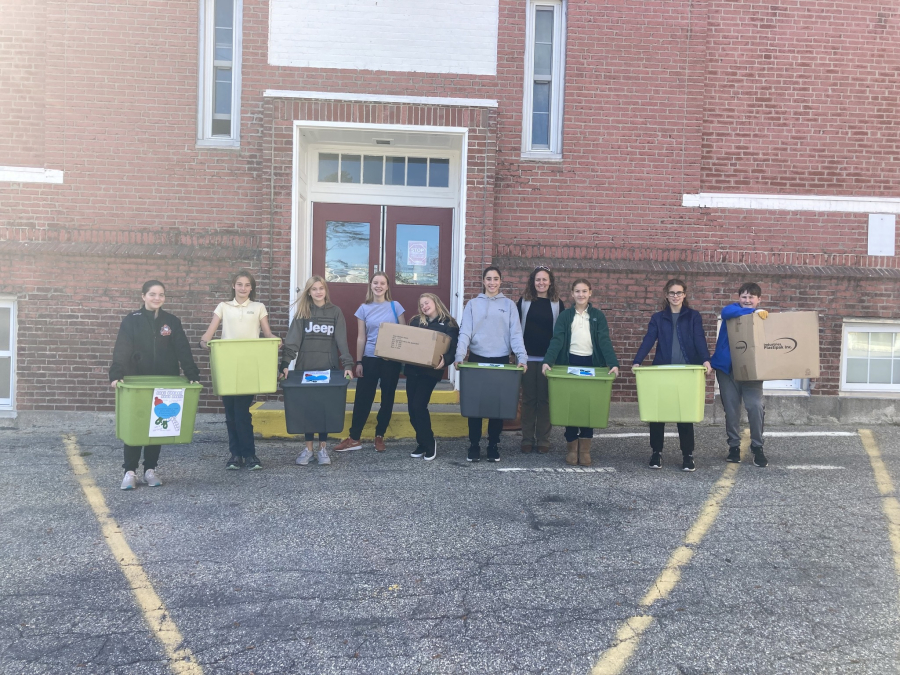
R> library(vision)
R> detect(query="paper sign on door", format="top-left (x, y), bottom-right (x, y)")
top-left (148, 388), bottom-right (185, 437)
top-left (407, 241), bottom-right (428, 266)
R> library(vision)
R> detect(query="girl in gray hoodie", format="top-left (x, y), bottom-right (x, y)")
top-left (281, 276), bottom-right (354, 465)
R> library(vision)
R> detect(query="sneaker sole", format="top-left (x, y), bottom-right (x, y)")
top-left (225, 465), bottom-right (241, 470)
top-left (410, 453), bottom-right (425, 458)
top-left (121, 484), bottom-right (136, 490)
top-left (467, 457), bottom-right (480, 462)
top-left (318, 461), bottom-right (332, 466)
top-left (247, 465), bottom-right (262, 471)
top-left (334, 446), bottom-right (361, 452)
top-left (648, 464), bottom-right (662, 469)
top-left (296, 460), bottom-right (311, 466)
top-left (682, 466), bottom-right (696, 472)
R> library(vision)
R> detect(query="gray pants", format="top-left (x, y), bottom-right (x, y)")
top-left (716, 370), bottom-right (765, 450)
top-left (520, 363), bottom-right (551, 447)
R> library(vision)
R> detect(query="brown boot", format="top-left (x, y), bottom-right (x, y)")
top-left (565, 440), bottom-right (579, 465)
top-left (578, 438), bottom-right (592, 466)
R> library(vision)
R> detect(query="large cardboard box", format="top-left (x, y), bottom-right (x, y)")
top-left (727, 311), bottom-right (820, 381)
top-left (374, 323), bottom-right (451, 368)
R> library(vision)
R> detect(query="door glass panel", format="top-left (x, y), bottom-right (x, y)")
top-left (395, 224), bottom-right (439, 286)
top-left (0, 308), bottom-right (9, 351)
top-left (407, 157), bottom-right (427, 186)
top-left (325, 221), bottom-right (370, 283)
top-left (363, 156), bottom-right (384, 184)
top-left (429, 158), bottom-right (449, 187)
top-left (318, 154), bottom-right (339, 182)
top-left (340, 155), bottom-right (361, 183)
top-left (385, 156), bottom-right (406, 185)
top-left (0, 357), bottom-right (9, 399)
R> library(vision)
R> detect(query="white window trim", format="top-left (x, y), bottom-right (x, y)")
top-left (840, 321), bottom-right (900, 393)
top-left (0, 298), bottom-right (16, 411)
top-left (521, 0), bottom-right (566, 159)
top-left (197, 0), bottom-right (242, 148)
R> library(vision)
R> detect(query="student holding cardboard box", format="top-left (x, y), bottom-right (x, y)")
top-left (709, 282), bottom-right (769, 467)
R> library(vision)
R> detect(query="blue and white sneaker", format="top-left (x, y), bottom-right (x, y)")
top-left (141, 469), bottom-right (162, 487)
top-left (120, 471), bottom-right (137, 490)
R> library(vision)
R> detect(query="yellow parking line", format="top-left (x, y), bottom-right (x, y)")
top-left (63, 435), bottom-right (203, 675)
top-left (858, 429), bottom-right (900, 589)
top-left (590, 431), bottom-right (749, 675)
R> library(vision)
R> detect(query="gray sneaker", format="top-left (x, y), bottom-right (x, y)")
top-left (142, 469), bottom-right (162, 487)
top-left (120, 471), bottom-right (137, 490)
top-left (296, 448), bottom-right (314, 466)
top-left (317, 448), bottom-right (331, 465)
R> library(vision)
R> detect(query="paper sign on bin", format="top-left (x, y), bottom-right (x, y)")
top-left (148, 388), bottom-right (185, 438)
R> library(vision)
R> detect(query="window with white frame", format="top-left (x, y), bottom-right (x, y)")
top-left (0, 299), bottom-right (16, 410)
top-left (841, 321), bottom-right (900, 392)
top-left (198, 0), bottom-right (242, 146)
top-left (522, 0), bottom-right (566, 158)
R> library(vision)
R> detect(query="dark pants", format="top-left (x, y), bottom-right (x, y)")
top-left (122, 444), bottom-right (160, 473)
top-left (223, 395), bottom-right (256, 457)
top-left (304, 432), bottom-right (328, 442)
top-left (406, 367), bottom-right (440, 450)
top-left (649, 422), bottom-right (695, 455)
top-left (349, 356), bottom-right (402, 439)
top-left (564, 354), bottom-right (595, 442)
top-left (467, 353), bottom-right (508, 446)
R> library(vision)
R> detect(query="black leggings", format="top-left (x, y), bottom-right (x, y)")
top-left (304, 432), bottom-right (328, 442)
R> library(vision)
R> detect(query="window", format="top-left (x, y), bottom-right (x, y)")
top-left (522, 0), bottom-right (566, 158)
top-left (841, 321), bottom-right (900, 393)
top-left (317, 154), bottom-right (450, 188)
top-left (0, 299), bottom-right (16, 410)
top-left (198, 0), bottom-right (242, 146)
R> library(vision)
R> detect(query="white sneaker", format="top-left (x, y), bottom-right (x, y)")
top-left (317, 448), bottom-right (331, 465)
top-left (142, 469), bottom-right (162, 487)
top-left (121, 471), bottom-right (137, 490)
top-left (296, 448), bottom-right (314, 466)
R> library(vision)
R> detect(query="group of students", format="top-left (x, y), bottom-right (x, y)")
top-left (109, 266), bottom-right (769, 490)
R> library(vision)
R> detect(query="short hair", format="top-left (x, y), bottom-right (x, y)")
top-left (571, 278), bottom-right (592, 291)
top-left (738, 282), bottom-right (762, 297)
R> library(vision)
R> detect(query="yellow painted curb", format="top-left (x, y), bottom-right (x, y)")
top-left (347, 388), bottom-right (458, 404)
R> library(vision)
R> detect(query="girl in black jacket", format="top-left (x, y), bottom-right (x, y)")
top-left (406, 293), bottom-right (459, 461)
top-left (109, 280), bottom-right (199, 490)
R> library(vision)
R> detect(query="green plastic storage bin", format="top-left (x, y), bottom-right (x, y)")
top-left (633, 365), bottom-right (707, 423)
top-left (115, 376), bottom-right (202, 446)
top-left (209, 338), bottom-right (280, 396)
top-left (457, 362), bottom-right (524, 419)
top-left (545, 365), bottom-right (615, 428)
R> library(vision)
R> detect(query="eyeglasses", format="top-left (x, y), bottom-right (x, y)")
top-left (667, 291), bottom-right (685, 297)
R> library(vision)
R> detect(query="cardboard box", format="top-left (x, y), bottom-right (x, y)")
top-left (727, 311), bottom-right (820, 381)
top-left (374, 323), bottom-right (451, 368)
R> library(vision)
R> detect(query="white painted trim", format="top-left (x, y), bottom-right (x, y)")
top-left (0, 299), bottom-right (16, 410)
top-left (765, 432), bottom-right (857, 437)
top-left (0, 167), bottom-right (63, 184)
top-left (264, 89), bottom-right (498, 109)
top-left (782, 466), bottom-right (846, 470)
top-left (840, 321), bottom-right (900, 393)
top-left (521, 0), bottom-right (566, 157)
top-left (198, 0), bottom-right (242, 145)
top-left (682, 192), bottom-right (900, 214)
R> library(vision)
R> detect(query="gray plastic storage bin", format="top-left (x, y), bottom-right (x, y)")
top-left (457, 363), bottom-right (524, 419)
top-left (280, 370), bottom-right (350, 435)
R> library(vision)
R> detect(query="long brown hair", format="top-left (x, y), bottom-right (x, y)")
top-left (294, 275), bottom-right (330, 320)
top-left (661, 278), bottom-right (690, 311)
top-left (364, 271), bottom-right (393, 303)
top-left (230, 269), bottom-right (257, 301)
top-left (522, 265), bottom-right (560, 302)
top-left (415, 293), bottom-right (458, 327)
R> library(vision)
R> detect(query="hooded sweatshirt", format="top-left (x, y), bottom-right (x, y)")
top-left (281, 302), bottom-right (353, 372)
top-left (455, 293), bottom-right (527, 364)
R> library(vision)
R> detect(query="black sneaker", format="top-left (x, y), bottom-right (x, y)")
top-left (752, 448), bottom-right (768, 468)
top-left (682, 455), bottom-right (696, 472)
top-left (246, 455), bottom-right (262, 471)
top-left (726, 447), bottom-right (741, 463)
top-left (410, 447), bottom-right (425, 458)
top-left (486, 444), bottom-right (500, 463)
top-left (424, 441), bottom-right (436, 461)
top-left (467, 444), bottom-right (481, 462)
top-left (648, 452), bottom-right (662, 469)
top-left (226, 455), bottom-right (243, 470)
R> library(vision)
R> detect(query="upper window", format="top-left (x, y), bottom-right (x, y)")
top-left (317, 154), bottom-right (450, 188)
top-left (198, 0), bottom-right (242, 147)
top-left (522, 0), bottom-right (566, 158)
top-left (841, 322), bottom-right (900, 393)
top-left (0, 299), bottom-right (16, 410)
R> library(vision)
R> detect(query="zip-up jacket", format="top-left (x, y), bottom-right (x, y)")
top-left (542, 305), bottom-right (619, 369)
top-left (455, 293), bottom-right (527, 364)
top-left (109, 307), bottom-right (199, 381)
top-left (632, 305), bottom-right (710, 366)
top-left (281, 302), bottom-right (353, 372)
top-left (709, 302), bottom-right (758, 374)
top-left (405, 314), bottom-right (460, 380)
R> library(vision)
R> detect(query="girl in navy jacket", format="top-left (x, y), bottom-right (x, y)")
top-left (632, 278), bottom-right (710, 472)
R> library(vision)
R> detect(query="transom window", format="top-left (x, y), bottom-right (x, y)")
top-left (842, 322), bottom-right (900, 392)
top-left (317, 153), bottom-right (450, 188)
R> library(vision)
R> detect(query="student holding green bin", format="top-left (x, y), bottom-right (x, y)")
top-left (542, 279), bottom-right (619, 467)
top-left (110, 280), bottom-right (200, 490)
top-left (632, 278), bottom-right (711, 472)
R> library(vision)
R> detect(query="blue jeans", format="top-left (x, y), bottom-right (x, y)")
top-left (564, 354), bottom-right (595, 442)
top-left (222, 395), bottom-right (255, 457)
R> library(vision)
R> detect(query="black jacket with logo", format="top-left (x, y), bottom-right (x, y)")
top-left (109, 308), bottom-right (200, 382)
top-left (404, 314), bottom-right (460, 380)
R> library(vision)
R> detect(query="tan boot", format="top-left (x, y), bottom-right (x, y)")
top-left (565, 440), bottom-right (579, 465)
top-left (578, 438), bottom-right (592, 466)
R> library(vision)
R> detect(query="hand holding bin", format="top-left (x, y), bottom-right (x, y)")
top-left (457, 362), bottom-right (524, 420)
top-left (545, 366), bottom-right (615, 429)
top-left (115, 376), bottom-right (203, 446)
top-left (208, 337), bottom-right (281, 396)
top-left (633, 365), bottom-right (706, 423)
top-left (280, 369), bottom-right (350, 435)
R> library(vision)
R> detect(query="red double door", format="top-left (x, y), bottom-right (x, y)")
top-left (311, 203), bottom-right (453, 357)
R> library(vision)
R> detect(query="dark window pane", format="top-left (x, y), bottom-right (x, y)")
top-left (363, 155), bottom-right (383, 184)
top-left (385, 156), bottom-right (406, 185)
top-left (0, 308), bottom-right (9, 351)
top-left (533, 82), bottom-right (551, 113)
top-left (429, 158), bottom-right (449, 188)
top-left (407, 157), bottom-right (427, 186)
top-left (214, 67), bottom-right (232, 115)
top-left (535, 8), bottom-right (553, 44)
top-left (532, 113), bottom-right (550, 147)
top-left (0, 357), bottom-right (8, 399)
top-left (341, 154), bottom-right (361, 183)
top-left (214, 0), bottom-right (233, 61)
top-left (318, 153), bottom-right (339, 182)
top-left (211, 119), bottom-right (231, 136)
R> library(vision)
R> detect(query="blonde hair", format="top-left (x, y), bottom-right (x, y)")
top-left (364, 271), bottom-right (393, 303)
top-left (416, 293), bottom-right (457, 327)
top-left (294, 275), bottom-right (330, 320)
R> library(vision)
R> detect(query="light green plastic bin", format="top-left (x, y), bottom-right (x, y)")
top-left (115, 376), bottom-right (202, 446)
top-left (209, 338), bottom-right (280, 396)
top-left (633, 365), bottom-right (706, 423)
top-left (546, 365), bottom-right (615, 428)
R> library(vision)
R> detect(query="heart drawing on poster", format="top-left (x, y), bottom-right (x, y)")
top-left (154, 402), bottom-right (181, 419)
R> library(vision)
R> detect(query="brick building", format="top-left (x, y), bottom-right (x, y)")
top-left (1, 0), bottom-right (898, 420)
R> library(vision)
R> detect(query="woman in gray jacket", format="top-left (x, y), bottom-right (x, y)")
top-left (281, 275), bottom-right (354, 466)
top-left (454, 266), bottom-right (528, 463)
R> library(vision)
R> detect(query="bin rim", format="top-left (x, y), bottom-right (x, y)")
top-left (280, 370), bottom-right (351, 389)
top-left (457, 362), bottom-right (524, 371)
top-left (208, 337), bottom-right (281, 345)
top-left (118, 376), bottom-right (203, 389)
top-left (633, 364), bottom-right (707, 371)
top-left (545, 365), bottom-right (615, 381)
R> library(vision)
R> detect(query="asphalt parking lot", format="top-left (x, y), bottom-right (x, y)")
top-left (2, 417), bottom-right (899, 674)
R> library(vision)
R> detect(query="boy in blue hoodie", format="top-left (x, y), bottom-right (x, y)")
top-left (709, 282), bottom-right (770, 467)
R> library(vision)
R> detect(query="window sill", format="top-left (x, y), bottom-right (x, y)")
top-left (520, 151), bottom-right (563, 162)
top-left (0, 409), bottom-right (17, 419)
top-left (196, 138), bottom-right (241, 150)
top-left (762, 389), bottom-right (810, 397)
top-left (839, 390), bottom-right (900, 399)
